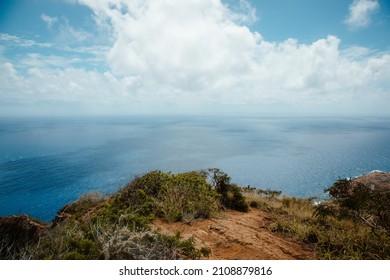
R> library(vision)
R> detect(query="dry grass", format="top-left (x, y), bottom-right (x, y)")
top-left (243, 189), bottom-right (390, 259)
top-left (4, 170), bottom-right (389, 260)
top-left (1, 170), bottom-right (218, 260)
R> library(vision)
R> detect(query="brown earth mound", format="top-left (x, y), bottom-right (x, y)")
top-left (353, 171), bottom-right (390, 192)
top-left (153, 208), bottom-right (314, 260)
top-left (0, 215), bottom-right (48, 257)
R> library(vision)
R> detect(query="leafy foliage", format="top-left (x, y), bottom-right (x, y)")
top-left (159, 171), bottom-right (219, 222)
top-left (207, 168), bottom-right (249, 212)
top-left (1, 170), bottom-right (225, 259)
top-left (316, 178), bottom-right (390, 236)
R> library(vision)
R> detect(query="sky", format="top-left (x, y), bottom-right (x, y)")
top-left (0, 0), bottom-right (389, 116)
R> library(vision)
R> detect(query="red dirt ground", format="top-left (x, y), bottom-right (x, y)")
top-left (153, 208), bottom-right (314, 260)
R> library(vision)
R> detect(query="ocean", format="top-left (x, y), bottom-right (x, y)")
top-left (1, 114), bottom-right (389, 221)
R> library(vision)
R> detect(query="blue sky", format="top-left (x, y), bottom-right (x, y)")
top-left (0, 0), bottom-right (389, 116)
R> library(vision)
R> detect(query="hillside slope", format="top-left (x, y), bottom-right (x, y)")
top-left (352, 171), bottom-right (390, 192)
top-left (154, 208), bottom-right (314, 260)
top-left (1, 169), bottom-right (389, 260)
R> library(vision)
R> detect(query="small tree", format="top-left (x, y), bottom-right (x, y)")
top-left (316, 178), bottom-right (390, 236)
top-left (207, 168), bottom-right (248, 212)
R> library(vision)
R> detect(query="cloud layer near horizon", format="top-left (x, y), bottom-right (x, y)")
top-left (1, 0), bottom-right (389, 115)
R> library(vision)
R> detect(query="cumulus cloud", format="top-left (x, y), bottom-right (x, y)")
top-left (1, 0), bottom-right (389, 115)
top-left (75, 0), bottom-right (389, 103)
top-left (345, 0), bottom-right (380, 29)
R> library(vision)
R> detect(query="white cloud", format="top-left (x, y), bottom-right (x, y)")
top-left (80, 0), bottom-right (262, 93)
top-left (77, 0), bottom-right (389, 103)
top-left (20, 53), bottom-right (86, 68)
top-left (0, 33), bottom-right (52, 48)
top-left (58, 18), bottom-right (92, 44)
top-left (1, 0), bottom-right (389, 115)
top-left (41, 14), bottom-right (111, 50)
top-left (0, 63), bottom-right (130, 106)
top-left (41, 14), bottom-right (59, 29)
top-left (226, 0), bottom-right (258, 25)
top-left (345, 0), bottom-right (380, 29)
top-left (1, 62), bottom-right (18, 80)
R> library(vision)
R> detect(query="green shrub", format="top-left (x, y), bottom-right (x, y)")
top-left (63, 238), bottom-right (102, 260)
top-left (207, 168), bottom-right (249, 212)
top-left (0, 169), bottom-right (256, 260)
top-left (258, 177), bottom-right (390, 260)
top-left (102, 170), bottom-right (220, 223)
top-left (159, 172), bottom-right (219, 222)
top-left (200, 246), bottom-right (212, 258)
top-left (223, 183), bottom-right (249, 212)
top-left (321, 178), bottom-right (390, 236)
top-left (58, 191), bottom-right (104, 218)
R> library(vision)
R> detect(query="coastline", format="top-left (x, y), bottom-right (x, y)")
top-left (1, 169), bottom-right (389, 260)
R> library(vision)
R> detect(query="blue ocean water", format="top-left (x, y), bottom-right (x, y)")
top-left (0, 115), bottom-right (389, 221)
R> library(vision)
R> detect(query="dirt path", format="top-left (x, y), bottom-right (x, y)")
top-left (153, 208), bottom-right (314, 260)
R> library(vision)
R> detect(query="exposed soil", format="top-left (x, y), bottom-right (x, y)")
top-left (353, 171), bottom-right (390, 192)
top-left (153, 208), bottom-right (315, 260)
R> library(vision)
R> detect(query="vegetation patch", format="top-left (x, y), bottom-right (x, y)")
top-left (207, 168), bottom-right (249, 212)
top-left (2, 170), bottom-right (389, 259)
top-left (244, 178), bottom-right (390, 259)
top-left (1, 169), bottom-right (244, 260)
